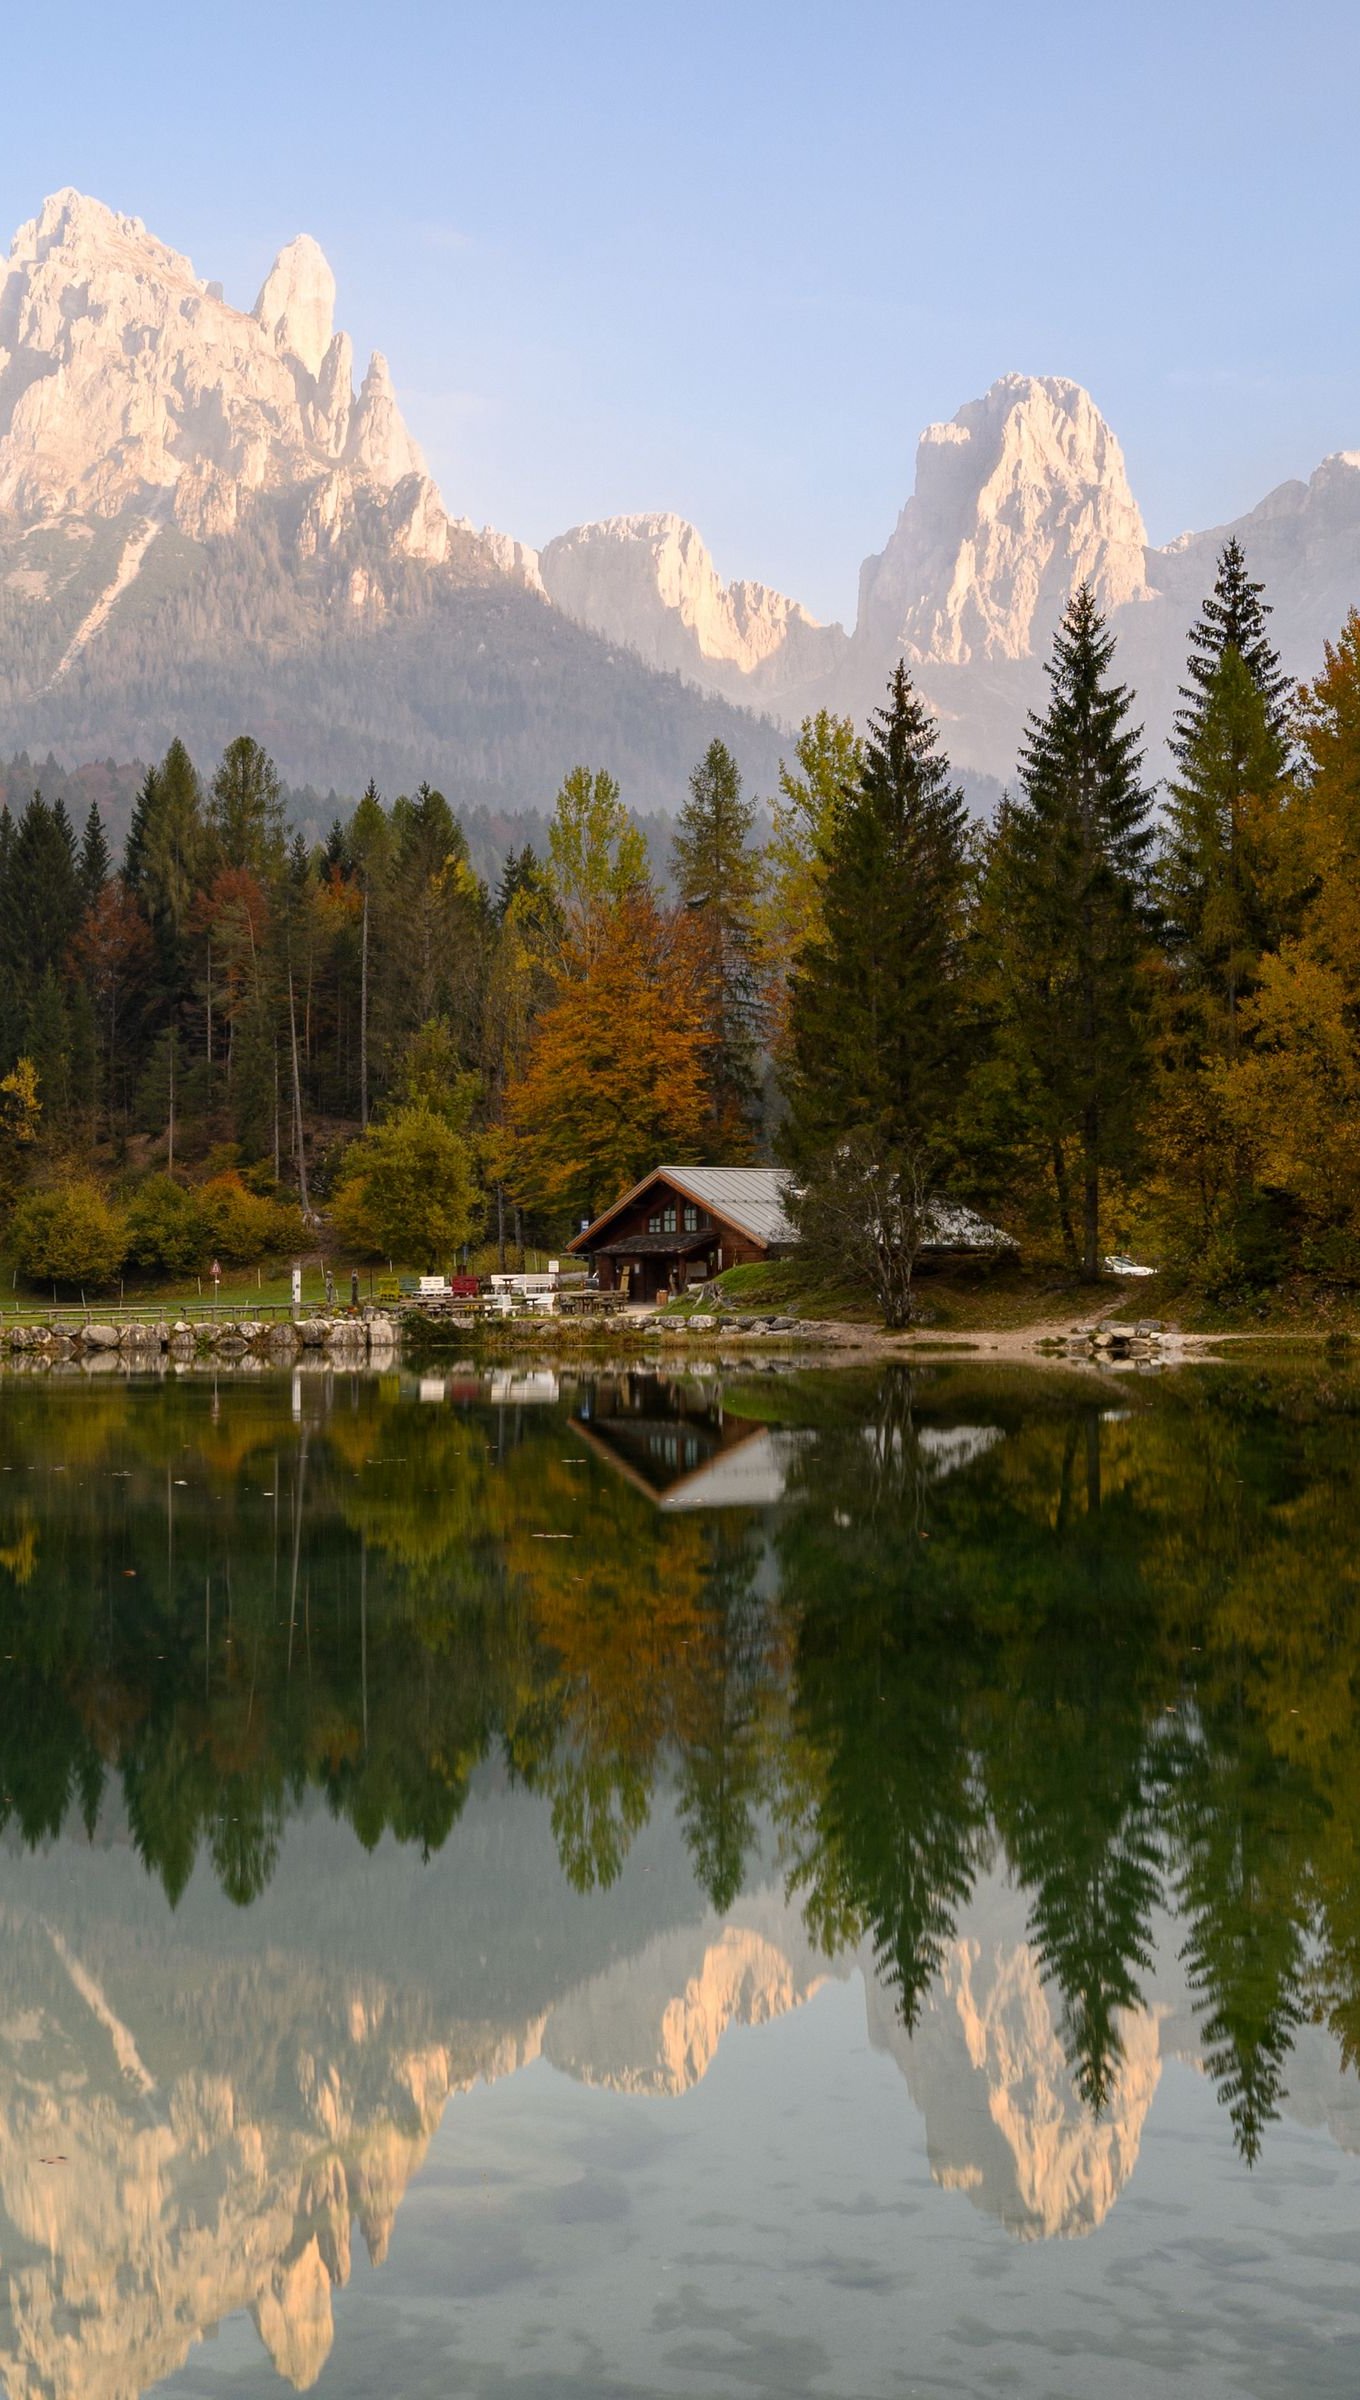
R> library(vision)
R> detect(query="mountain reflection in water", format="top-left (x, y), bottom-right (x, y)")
top-left (1, 1361), bottom-right (1360, 2394)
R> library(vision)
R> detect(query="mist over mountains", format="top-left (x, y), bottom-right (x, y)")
top-left (0, 189), bottom-right (1357, 821)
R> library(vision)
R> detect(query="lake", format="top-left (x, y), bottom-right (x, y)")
top-left (0, 1355), bottom-right (1358, 2398)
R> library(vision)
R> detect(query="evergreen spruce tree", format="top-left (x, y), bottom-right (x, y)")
top-left (123, 764), bottom-right (160, 892)
top-left (1172, 537), bottom-right (1291, 761)
top-left (66, 980), bottom-right (100, 1138)
top-left (25, 967), bottom-right (71, 1129)
top-left (208, 735), bottom-right (287, 879)
top-left (1161, 645), bottom-right (1288, 1054)
top-left (129, 740), bottom-right (212, 1025)
top-left (496, 843), bottom-right (542, 920)
top-left (77, 801), bottom-right (111, 913)
top-left (781, 664), bottom-right (972, 1320)
top-left (346, 781), bottom-right (393, 1126)
top-left (671, 739), bottom-right (763, 1154)
top-left (51, 797), bottom-right (77, 883)
top-left (0, 797), bottom-right (83, 998)
top-left (1173, 1732), bottom-right (1311, 2164)
top-left (985, 586), bottom-right (1154, 1278)
top-left (0, 805), bottom-right (16, 1064)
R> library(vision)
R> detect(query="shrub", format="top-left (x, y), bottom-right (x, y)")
top-left (125, 1175), bottom-right (208, 1276)
top-left (197, 1173), bottom-right (304, 1264)
top-left (11, 1181), bottom-right (128, 1290)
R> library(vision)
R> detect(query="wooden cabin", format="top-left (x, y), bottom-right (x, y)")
top-left (567, 1166), bottom-right (797, 1303)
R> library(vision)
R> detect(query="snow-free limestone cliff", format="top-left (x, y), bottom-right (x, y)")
top-left (855, 373), bottom-right (1152, 668)
top-left (0, 190), bottom-right (465, 562)
top-left (538, 511), bottom-right (846, 704)
top-left (2, 188), bottom-right (1359, 798)
top-left (0, 189), bottom-right (784, 810)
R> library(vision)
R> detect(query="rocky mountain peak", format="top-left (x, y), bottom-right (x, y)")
top-left (857, 372), bottom-right (1151, 667)
top-left (0, 187), bottom-right (440, 548)
top-left (254, 232), bottom-right (337, 381)
top-left (538, 510), bottom-right (834, 694)
top-left (349, 348), bottom-right (426, 485)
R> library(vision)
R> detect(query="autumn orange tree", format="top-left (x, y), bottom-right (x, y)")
top-left (505, 888), bottom-right (709, 1228)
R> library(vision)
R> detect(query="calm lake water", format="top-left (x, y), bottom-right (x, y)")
top-left (1, 1356), bottom-right (1359, 2398)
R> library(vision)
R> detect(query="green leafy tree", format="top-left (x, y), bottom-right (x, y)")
top-left (125, 1174), bottom-right (208, 1275)
top-left (546, 767), bottom-right (649, 954)
top-left (760, 709), bottom-right (863, 1050)
top-left (332, 1104), bottom-right (480, 1266)
top-left (11, 1180), bottom-right (128, 1288)
top-left (197, 1171), bottom-right (303, 1262)
top-left (982, 586), bottom-right (1155, 1276)
top-left (671, 738), bottom-right (763, 1154)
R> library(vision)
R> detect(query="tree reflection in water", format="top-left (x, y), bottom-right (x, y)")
top-left (2, 1356), bottom-right (1360, 2160)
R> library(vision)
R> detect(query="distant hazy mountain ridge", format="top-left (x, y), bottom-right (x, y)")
top-left (0, 189), bottom-right (1356, 800)
top-left (0, 191), bottom-right (784, 809)
top-left (538, 373), bottom-right (1360, 779)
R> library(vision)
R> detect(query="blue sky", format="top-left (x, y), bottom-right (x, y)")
top-left (5, 0), bottom-right (1357, 623)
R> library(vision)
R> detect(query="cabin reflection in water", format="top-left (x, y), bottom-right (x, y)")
top-left (572, 1375), bottom-right (797, 1509)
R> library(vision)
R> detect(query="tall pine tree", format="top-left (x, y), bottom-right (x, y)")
top-left (671, 739), bottom-right (763, 1156)
top-left (77, 800), bottom-right (111, 913)
top-left (782, 664), bottom-right (973, 1322)
top-left (0, 796), bottom-right (83, 1013)
top-left (986, 586), bottom-right (1154, 1277)
top-left (1172, 537), bottom-right (1291, 761)
top-left (208, 735), bottom-right (287, 879)
top-left (1161, 644), bottom-right (1288, 1056)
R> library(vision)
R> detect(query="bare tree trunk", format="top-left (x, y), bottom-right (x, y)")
top-left (497, 1181), bottom-right (506, 1272)
top-left (1082, 1103), bottom-right (1100, 1280)
top-left (167, 1033), bottom-right (175, 1175)
top-left (288, 967), bottom-right (309, 1216)
top-left (1051, 1140), bottom-right (1079, 1271)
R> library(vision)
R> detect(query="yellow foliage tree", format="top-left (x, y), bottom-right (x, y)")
top-left (505, 890), bottom-right (710, 1226)
top-left (1206, 615), bottom-right (1360, 1281)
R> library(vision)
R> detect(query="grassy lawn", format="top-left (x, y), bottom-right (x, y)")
top-left (0, 1253), bottom-right (375, 1316)
top-left (659, 1253), bottom-right (1167, 1332)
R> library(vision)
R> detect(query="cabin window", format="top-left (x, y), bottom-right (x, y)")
top-left (662, 1204), bottom-right (677, 1231)
top-left (682, 1203), bottom-right (701, 1231)
top-left (647, 1212), bottom-right (661, 1232)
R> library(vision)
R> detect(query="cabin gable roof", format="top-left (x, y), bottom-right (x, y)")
top-left (567, 1165), bottom-right (798, 1254)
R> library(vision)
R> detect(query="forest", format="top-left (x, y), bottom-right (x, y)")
top-left (0, 537), bottom-right (1357, 1312)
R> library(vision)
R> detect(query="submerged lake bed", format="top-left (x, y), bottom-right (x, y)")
top-left (1, 1358), bottom-right (1359, 2397)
